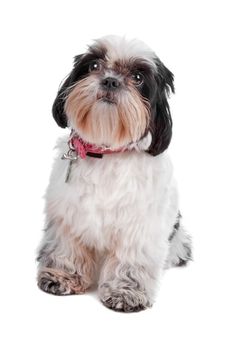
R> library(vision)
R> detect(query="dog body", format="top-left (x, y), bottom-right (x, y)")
top-left (37, 36), bottom-right (191, 311)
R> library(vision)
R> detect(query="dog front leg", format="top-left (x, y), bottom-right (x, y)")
top-left (37, 218), bottom-right (97, 295)
top-left (98, 237), bottom-right (168, 312)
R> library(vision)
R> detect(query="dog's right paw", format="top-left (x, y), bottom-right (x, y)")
top-left (37, 268), bottom-right (86, 295)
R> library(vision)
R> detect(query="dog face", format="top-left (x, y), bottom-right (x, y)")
top-left (52, 35), bottom-right (174, 155)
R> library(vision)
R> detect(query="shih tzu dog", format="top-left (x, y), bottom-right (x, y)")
top-left (37, 35), bottom-right (192, 312)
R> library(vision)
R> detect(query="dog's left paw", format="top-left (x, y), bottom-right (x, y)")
top-left (167, 223), bottom-right (192, 269)
top-left (99, 282), bottom-right (151, 312)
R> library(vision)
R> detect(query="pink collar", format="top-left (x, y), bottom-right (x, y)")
top-left (69, 133), bottom-right (129, 159)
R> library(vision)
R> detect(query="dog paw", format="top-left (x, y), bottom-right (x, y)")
top-left (170, 241), bottom-right (192, 268)
top-left (167, 228), bottom-right (192, 269)
top-left (99, 283), bottom-right (151, 312)
top-left (175, 242), bottom-right (192, 267)
top-left (37, 268), bottom-right (86, 295)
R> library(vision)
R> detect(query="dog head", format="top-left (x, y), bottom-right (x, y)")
top-left (52, 35), bottom-right (174, 156)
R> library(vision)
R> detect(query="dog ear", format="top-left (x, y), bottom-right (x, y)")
top-left (52, 54), bottom-right (83, 128)
top-left (147, 58), bottom-right (175, 156)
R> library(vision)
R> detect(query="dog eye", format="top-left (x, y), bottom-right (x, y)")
top-left (132, 72), bottom-right (144, 85)
top-left (89, 60), bottom-right (101, 72)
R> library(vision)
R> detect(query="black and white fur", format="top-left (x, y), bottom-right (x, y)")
top-left (37, 35), bottom-right (192, 312)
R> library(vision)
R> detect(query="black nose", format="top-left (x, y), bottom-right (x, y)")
top-left (101, 77), bottom-right (120, 90)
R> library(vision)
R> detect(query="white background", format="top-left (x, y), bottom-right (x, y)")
top-left (0, 0), bottom-right (232, 349)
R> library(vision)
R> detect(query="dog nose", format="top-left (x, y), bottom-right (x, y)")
top-left (101, 77), bottom-right (120, 90)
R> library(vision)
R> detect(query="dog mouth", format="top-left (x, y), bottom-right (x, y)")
top-left (97, 91), bottom-right (117, 104)
top-left (101, 97), bottom-right (116, 104)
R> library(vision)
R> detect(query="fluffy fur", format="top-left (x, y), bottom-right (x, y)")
top-left (65, 76), bottom-right (150, 147)
top-left (37, 35), bottom-right (192, 312)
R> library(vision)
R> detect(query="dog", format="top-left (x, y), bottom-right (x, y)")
top-left (37, 35), bottom-right (192, 312)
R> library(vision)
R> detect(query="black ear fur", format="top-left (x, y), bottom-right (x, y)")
top-left (52, 54), bottom-right (83, 128)
top-left (147, 59), bottom-right (175, 156)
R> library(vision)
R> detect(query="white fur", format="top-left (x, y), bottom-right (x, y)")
top-left (42, 135), bottom-right (179, 304)
top-left (93, 35), bottom-right (157, 68)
